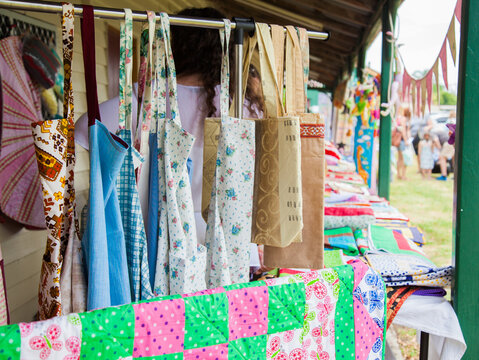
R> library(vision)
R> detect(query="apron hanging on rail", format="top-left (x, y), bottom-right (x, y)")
top-left (31, 3), bottom-right (86, 319)
top-left (149, 13), bottom-right (207, 295)
top-left (80, 5), bottom-right (131, 310)
top-left (203, 20), bottom-right (256, 288)
top-left (116, 9), bottom-right (154, 302)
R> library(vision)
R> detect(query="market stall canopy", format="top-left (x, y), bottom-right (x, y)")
top-left (35, 0), bottom-right (388, 89)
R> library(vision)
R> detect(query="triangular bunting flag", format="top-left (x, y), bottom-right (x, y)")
top-left (447, 17), bottom-right (457, 66)
top-left (433, 60), bottom-right (440, 105)
top-left (439, 40), bottom-right (449, 89)
top-left (426, 70), bottom-right (433, 111)
top-left (416, 80), bottom-right (422, 116)
top-left (455, 0), bottom-right (462, 23)
top-left (421, 78), bottom-right (427, 116)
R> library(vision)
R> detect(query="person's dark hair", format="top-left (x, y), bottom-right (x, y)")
top-left (171, 7), bottom-right (232, 117)
top-left (245, 64), bottom-right (264, 115)
top-left (172, 7), bottom-right (265, 117)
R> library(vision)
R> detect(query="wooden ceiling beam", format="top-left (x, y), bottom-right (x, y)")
top-left (231, 0), bottom-right (324, 31)
top-left (290, 0), bottom-right (370, 27)
top-left (324, 0), bottom-right (375, 14)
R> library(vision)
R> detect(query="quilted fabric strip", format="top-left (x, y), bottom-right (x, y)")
top-left (334, 265), bottom-right (355, 360)
top-left (0, 266), bottom-right (386, 359)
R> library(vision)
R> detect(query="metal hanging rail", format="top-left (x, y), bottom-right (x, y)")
top-left (0, 0), bottom-right (330, 40)
top-left (0, 0), bottom-right (329, 118)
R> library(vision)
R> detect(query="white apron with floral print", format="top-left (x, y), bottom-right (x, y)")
top-left (204, 21), bottom-right (256, 288)
top-left (152, 14), bottom-right (207, 295)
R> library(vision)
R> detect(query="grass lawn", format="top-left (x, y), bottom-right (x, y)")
top-left (389, 159), bottom-right (454, 267)
top-left (389, 157), bottom-right (454, 360)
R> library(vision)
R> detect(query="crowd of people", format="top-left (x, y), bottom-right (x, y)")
top-left (392, 107), bottom-right (455, 181)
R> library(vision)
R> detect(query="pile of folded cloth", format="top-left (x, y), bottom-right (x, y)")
top-left (321, 141), bottom-right (452, 288)
top-left (319, 141), bottom-right (454, 329)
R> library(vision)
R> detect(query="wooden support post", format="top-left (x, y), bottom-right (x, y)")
top-left (377, 0), bottom-right (398, 199)
top-left (453, 0), bottom-right (479, 358)
top-left (357, 47), bottom-right (366, 82)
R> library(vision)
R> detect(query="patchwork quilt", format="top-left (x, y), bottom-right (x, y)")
top-left (0, 262), bottom-right (386, 360)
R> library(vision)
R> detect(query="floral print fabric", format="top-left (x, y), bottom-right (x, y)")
top-left (32, 3), bottom-right (86, 319)
top-left (204, 20), bottom-right (256, 288)
top-left (150, 14), bottom-right (207, 296)
top-left (116, 9), bottom-right (154, 302)
top-left (0, 264), bottom-right (386, 359)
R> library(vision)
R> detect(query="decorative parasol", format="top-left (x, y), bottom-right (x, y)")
top-left (0, 36), bottom-right (45, 228)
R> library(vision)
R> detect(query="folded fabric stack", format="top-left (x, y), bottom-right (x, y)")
top-left (322, 142), bottom-right (451, 291)
top-left (366, 225), bottom-right (428, 261)
top-left (374, 219), bottom-right (424, 247)
top-left (0, 262), bottom-right (386, 360)
top-left (324, 227), bottom-right (359, 255)
top-left (365, 253), bottom-right (453, 287)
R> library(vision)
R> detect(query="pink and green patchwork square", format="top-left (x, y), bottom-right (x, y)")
top-left (184, 293), bottom-right (229, 349)
top-left (227, 286), bottom-right (268, 341)
top-left (183, 343), bottom-right (228, 359)
top-left (228, 334), bottom-right (267, 360)
top-left (267, 283), bottom-right (305, 334)
top-left (79, 304), bottom-right (135, 359)
top-left (132, 298), bottom-right (186, 358)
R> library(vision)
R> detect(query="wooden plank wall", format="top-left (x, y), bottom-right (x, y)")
top-left (0, 11), bottom-right (113, 324)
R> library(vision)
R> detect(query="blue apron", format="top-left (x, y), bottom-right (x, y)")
top-left (80, 6), bottom-right (131, 310)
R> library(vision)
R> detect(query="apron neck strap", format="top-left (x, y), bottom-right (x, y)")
top-left (118, 9), bottom-right (133, 130)
top-left (81, 5), bottom-right (101, 126)
top-left (136, 11), bottom-right (156, 141)
top-left (219, 19), bottom-right (231, 118)
top-left (154, 18), bottom-right (166, 130)
top-left (61, 3), bottom-right (74, 120)
top-left (159, 13), bottom-right (180, 124)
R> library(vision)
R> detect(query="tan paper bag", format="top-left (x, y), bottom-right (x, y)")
top-left (251, 23), bottom-right (303, 248)
top-left (264, 27), bottom-right (324, 269)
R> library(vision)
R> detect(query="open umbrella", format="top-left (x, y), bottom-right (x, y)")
top-left (0, 36), bottom-right (45, 228)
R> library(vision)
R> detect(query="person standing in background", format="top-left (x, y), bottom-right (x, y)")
top-left (394, 106), bottom-right (411, 180)
top-left (436, 111), bottom-right (456, 181)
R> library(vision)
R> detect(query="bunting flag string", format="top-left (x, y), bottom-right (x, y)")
top-left (398, 0), bottom-right (461, 116)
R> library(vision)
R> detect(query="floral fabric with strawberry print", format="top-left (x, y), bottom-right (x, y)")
top-left (19, 313), bottom-right (82, 359)
top-left (152, 14), bottom-right (206, 295)
top-left (204, 20), bottom-right (256, 288)
top-left (265, 269), bottom-right (339, 360)
top-left (0, 266), bottom-right (386, 359)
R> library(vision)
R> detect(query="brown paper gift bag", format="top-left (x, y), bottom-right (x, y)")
top-left (251, 23), bottom-right (303, 248)
top-left (264, 27), bottom-right (324, 269)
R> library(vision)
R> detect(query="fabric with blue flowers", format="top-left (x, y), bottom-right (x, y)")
top-left (365, 253), bottom-right (453, 287)
top-left (116, 10), bottom-right (154, 302)
top-left (204, 20), bottom-right (256, 288)
top-left (351, 262), bottom-right (386, 360)
top-left (150, 14), bottom-right (206, 295)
